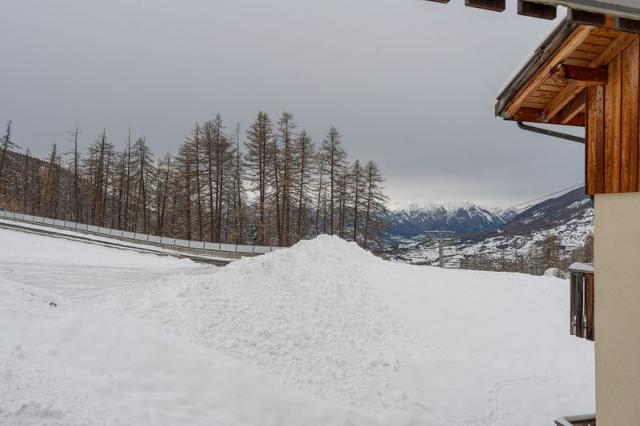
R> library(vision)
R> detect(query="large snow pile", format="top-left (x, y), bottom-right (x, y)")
top-left (129, 236), bottom-right (419, 412)
top-left (0, 229), bottom-right (595, 425)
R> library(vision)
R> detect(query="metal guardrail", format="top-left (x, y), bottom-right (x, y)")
top-left (0, 209), bottom-right (279, 255)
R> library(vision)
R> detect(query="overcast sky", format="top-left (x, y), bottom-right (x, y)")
top-left (0, 0), bottom-right (585, 208)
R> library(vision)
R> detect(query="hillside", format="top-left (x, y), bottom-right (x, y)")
top-left (389, 188), bottom-right (593, 269)
top-left (1, 229), bottom-right (594, 425)
top-left (467, 188), bottom-right (593, 242)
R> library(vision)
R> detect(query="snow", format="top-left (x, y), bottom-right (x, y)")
top-left (544, 267), bottom-right (567, 279)
top-left (0, 228), bottom-right (595, 425)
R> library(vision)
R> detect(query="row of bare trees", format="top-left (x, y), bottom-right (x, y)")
top-left (0, 112), bottom-right (388, 249)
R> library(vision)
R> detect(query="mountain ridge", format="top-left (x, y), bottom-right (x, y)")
top-left (383, 202), bottom-right (515, 243)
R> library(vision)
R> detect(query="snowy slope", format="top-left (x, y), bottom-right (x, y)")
top-left (0, 229), bottom-right (594, 425)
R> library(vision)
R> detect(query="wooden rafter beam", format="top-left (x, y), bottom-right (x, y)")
top-left (465, 0), bottom-right (505, 12)
top-left (543, 32), bottom-right (637, 122)
top-left (568, 9), bottom-right (606, 27)
top-left (543, 82), bottom-right (586, 122)
top-left (616, 17), bottom-right (640, 34)
top-left (558, 89), bottom-right (587, 124)
top-left (551, 64), bottom-right (608, 85)
top-left (517, 0), bottom-right (556, 20)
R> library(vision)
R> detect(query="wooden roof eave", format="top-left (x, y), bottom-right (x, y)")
top-left (497, 21), bottom-right (639, 126)
top-left (495, 19), bottom-right (590, 122)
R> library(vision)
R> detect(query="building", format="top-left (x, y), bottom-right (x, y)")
top-left (426, 1), bottom-right (640, 425)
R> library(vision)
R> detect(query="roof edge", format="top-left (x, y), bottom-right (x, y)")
top-left (541, 0), bottom-right (640, 21)
top-left (495, 19), bottom-right (579, 119)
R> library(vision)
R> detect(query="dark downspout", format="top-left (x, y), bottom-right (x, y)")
top-left (517, 121), bottom-right (585, 144)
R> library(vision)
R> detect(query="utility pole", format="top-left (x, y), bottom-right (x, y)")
top-left (423, 231), bottom-right (459, 268)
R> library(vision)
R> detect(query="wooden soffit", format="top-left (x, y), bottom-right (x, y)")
top-left (496, 18), bottom-right (639, 126)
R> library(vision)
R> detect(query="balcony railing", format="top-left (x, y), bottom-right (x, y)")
top-left (569, 263), bottom-right (594, 341)
top-left (555, 414), bottom-right (596, 425)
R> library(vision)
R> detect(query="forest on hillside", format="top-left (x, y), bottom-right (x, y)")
top-left (0, 112), bottom-right (388, 249)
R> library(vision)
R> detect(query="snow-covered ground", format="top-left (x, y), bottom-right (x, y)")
top-left (0, 228), bottom-right (595, 425)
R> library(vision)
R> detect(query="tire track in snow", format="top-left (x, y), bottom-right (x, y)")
top-left (462, 375), bottom-right (552, 426)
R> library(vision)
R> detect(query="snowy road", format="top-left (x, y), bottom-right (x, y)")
top-left (0, 228), bottom-right (595, 425)
top-left (0, 218), bottom-right (233, 266)
top-left (0, 226), bottom-right (211, 298)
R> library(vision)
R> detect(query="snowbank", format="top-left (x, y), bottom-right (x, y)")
top-left (1, 230), bottom-right (595, 425)
top-left (135, 236), bottom-right (417, 411)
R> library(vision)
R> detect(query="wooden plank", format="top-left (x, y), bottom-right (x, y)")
top-left (578, 42), bottom-right (609, 54)
top-left (528, 95), bottom-right (558, 104)
top-left (522, 101), bottom-right (549, 109)
top-left (585, 273), bottom-right (595, 341)
top-left (531, 90), bottom-right (560, 99)
top-left (569, 50), bottom-right (599, 61)
top-left (587, 35), bottom-right (618, 46)
top-left (563, 58), bottom-right (591, 67)
top-left (586, 86), bottom-right (604, 194)
top-left (586, 87), bottom-right (593, 194)
top-left (596, 86), bottom-right (606, 193)
top-left (504, 25), bottom-right (594, 118)
top-left (538, 84), bottom-right (564, 92)
top-left (621, 38), bottom-right (639, 192)
top-left (605, 54), bottom-right (622, 193)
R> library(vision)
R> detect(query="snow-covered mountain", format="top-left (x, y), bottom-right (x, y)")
top-left (383, 202), bottom-right (515, 243)
top-left (387, 187), bottom-right (594, 268)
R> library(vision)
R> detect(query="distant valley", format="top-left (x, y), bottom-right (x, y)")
top-left (383, 188), bottom-right (594, 271)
